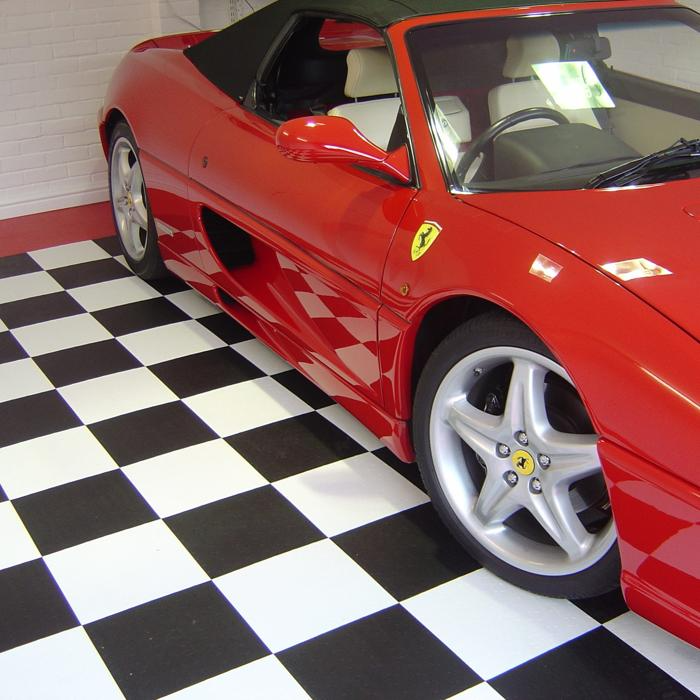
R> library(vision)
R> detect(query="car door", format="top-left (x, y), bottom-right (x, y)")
top-left (186, 18), bottom-right (417, 405)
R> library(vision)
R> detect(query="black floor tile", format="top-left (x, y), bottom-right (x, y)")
top-left (572, 587), bottom-right (628, 624)
top-left (0, 253), bottom-right (41, 279)
top-left (227, 413), bottom-right (364, 481)
top-left (147, 276), bottom-right (189, 295)
top-left (198, 312), bottom-right (253, 344)
top-left (0, 391), bottom-right (81, 448)
top-left (93, 298), bottom-right (188, 336)
top-left (150, 347), bottom-right (263, 398)
top-left (334, 504), bottom-right (480, 600)
top-left (89, 401), bottom-right (217, 466)
top-left (14, 471), bottom-right (157, 555)
top-left (165, 486), bottom-right (324, 577)
top-left (373, 447), bottom-right (425, 491)
top-left (0, 559), bottom-right (78, 653)
top-left (0, 331), bottom-right (27, 363)
top-left (274, 370), bottom-right (334, 409)
top-left (490, 627), bottom-right (695, 699)
top-left (0, 291), bottom-right (83, 329)
top-left (48, 258), bottom-right (132, 289)
top-left (86, 583), bottom-right (268, 700)
top-left (34, 339), bottom-right (142, 387)
top-left (280, 606), bottom-right (480, 700)
top-left (94, 235), bottom-right (122, 256)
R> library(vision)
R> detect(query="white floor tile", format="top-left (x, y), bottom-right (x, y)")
top-left (275, 452), bottom-right (429, 537)
top-left (216, 539), bottom-right (395, 653)
top-left (0, 319), bottom-right (7, 332)
top-left (0, 627), bottom-right (124, 700)
top-left (184, 376), bottom-right (311, 437)
top-left (231, 339), bottom-right (292, 375)
top-left (114, 255), bottom-right (129, 269)
top-left (0, 272), bottom-right (62, 304)
top-left (0, 502), bottom-right (40, 570)
top-left (123, 440), bottom-right (267, 518)
top-left (0, 427), bottom-right (118, 499)
top-left (45, 520), bottom-right (208, 625)
top-left (317, 404), bottom-right (384, 451)
top-left (0, 358), bottom-right (53, 403)
top-left (118, 320), bottom-right (225, 366)
top-left (163, 655), bottom-right (310, 700)
top-left (606, 611), bottom-right (700, 696)
top-left (166, 290), bottom-right (220, 319)
top-left (12, 314), bottom-right (112, 356)
top-left (28, 240), bottom-right (110, 270)
top-left (403, 568), bottom-right (598, 679)
top-left (58, 368), bottom-right (176, 424)
top-left (447, 683), bottom-right (506, 700)
top-left (68, 276), bottom-right (161, 312)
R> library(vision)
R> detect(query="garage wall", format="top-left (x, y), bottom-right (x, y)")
top-left (0, 0), bottom-right (201, 220)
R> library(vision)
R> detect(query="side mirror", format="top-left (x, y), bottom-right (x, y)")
top-left (275, 116), bottom-right (411, 184)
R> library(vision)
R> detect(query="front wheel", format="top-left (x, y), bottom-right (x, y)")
top-left (108, 122), bottom-right (168, 280)
top-left (414, 313), bottom-right (619, 598)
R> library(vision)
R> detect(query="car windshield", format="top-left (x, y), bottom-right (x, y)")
top-left (407, 7), bottom-right (700, 192)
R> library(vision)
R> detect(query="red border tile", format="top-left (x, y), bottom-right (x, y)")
top-left (0, 202), bottom-right (114, 257)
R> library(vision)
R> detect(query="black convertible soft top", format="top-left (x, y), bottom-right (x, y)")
top-left (185, 0), bottom-right (619, 102)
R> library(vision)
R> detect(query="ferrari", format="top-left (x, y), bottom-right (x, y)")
top-left (99, 0), bottom-right (700, 647)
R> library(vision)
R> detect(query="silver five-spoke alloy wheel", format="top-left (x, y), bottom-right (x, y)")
top-left (429, 346), bottom-right (616, 577)
top-left (110, 136), bottom-right (149, 262)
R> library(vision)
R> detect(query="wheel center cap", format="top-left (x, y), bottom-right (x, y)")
top-left (512, 450), bottom-right (535, 476)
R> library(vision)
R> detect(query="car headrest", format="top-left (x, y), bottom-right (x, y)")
top-left (344, 47), bottom-right (398, 98)
top-left (503, 32), bottom-right (560, 79)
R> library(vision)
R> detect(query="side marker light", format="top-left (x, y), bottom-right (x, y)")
top-left (602, 258), bottom-right (672, 281)
top-left (529, 254), bottom-right (563, 283)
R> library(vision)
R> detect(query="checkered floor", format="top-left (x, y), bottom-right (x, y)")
top-left (0, 237), bottom-right (698, 700)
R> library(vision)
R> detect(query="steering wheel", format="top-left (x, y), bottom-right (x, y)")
top-left (455, 107), bottom-right (570, 184)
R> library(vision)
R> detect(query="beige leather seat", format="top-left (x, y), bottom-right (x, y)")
top-left (328, 48), bottom-right (401, 150)
top-left (329, 48), bottom-right (471, 153)
top-left (488, 32), bottom-right (600, 130)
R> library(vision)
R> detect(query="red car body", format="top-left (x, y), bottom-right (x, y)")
top-left (99, 0), bottom-right (700, 647)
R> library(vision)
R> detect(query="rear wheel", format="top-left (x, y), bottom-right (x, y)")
top-left (108, 122), bottom-right (168, 280)
top-left (414, 313), bottom-right (619, 598)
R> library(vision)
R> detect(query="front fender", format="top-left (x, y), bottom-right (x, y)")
top-left (381, 192), bottom-right (700, 489)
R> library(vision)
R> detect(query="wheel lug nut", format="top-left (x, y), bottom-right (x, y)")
top-left (516, 431), bottom-right (529, 446)
top-left (538, 454), bottom-right (551, 469)
top-left (473, 367), bottom-right (484, 377)
top-left (504, 471), bottom-right (519, 487)
top-left (530, 477), bottom-right (543, 494)
top-left (497, 443), bottom-right (511, 457)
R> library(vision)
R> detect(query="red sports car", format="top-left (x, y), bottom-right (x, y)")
top-left (99, 0), bottom-right (700, 647)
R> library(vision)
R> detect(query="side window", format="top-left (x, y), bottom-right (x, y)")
top-left (257, 18), bottom-right (350, 121)
top-left (257, 17), bottom-right (408, 152)
top-left (600, 20), bottom-right (700, 93)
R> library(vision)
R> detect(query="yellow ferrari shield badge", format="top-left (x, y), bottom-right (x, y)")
top-left (411, 221), bottom-right (442, 261)
top-left (512, 450), bottom-right (536, 477)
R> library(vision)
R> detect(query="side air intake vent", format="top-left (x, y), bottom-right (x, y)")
top-left (201, 208), bottom-right (255, 271)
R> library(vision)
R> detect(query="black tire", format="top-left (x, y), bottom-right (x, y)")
top-left (107, 121), bottom-right (168, 280)
top-left (413, 312), bottom-right (620, 599)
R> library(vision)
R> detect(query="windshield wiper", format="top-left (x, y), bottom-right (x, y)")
top-left (587, 138), bottom-right (700, 189)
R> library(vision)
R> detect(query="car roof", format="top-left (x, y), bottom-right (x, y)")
top-left (185, 0), bottom-right (622, 103)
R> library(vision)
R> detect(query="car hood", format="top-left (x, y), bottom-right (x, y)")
top-left (460, 180), bottom-right (700, 342)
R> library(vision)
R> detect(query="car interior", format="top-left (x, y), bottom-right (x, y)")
top-left (256, 14), bottom-right (700, 188)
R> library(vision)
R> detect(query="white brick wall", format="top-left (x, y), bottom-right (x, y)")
top-left (0, 0), bottom-right (200, 220)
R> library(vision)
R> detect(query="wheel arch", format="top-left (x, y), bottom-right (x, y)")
top-left (100, 107), bottom-right (131, 157)
top-left (408, 294), bottom-right (524, 411)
